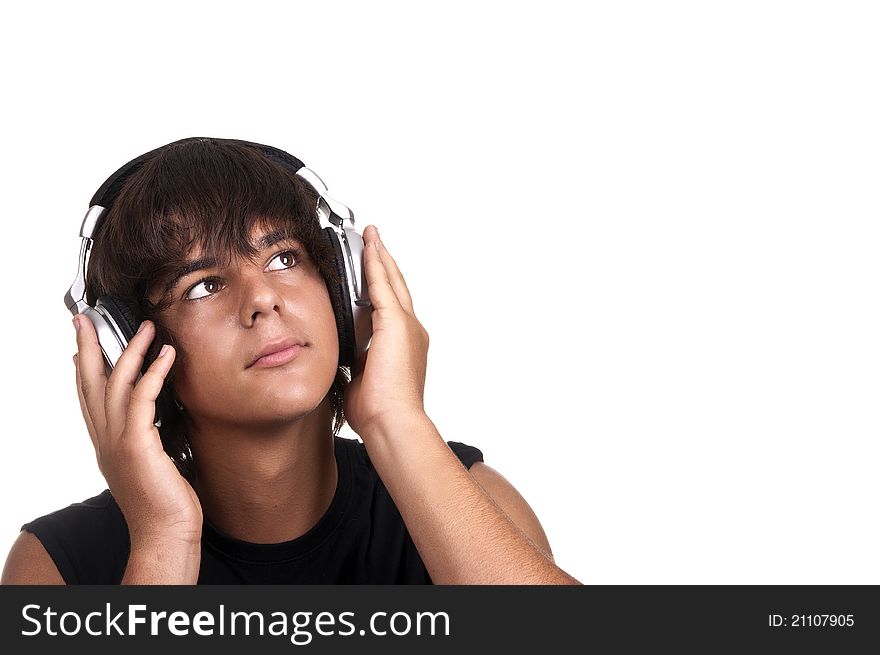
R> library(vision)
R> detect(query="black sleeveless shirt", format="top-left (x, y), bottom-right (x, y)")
top-left (21, 437), bottom-right (484, 584)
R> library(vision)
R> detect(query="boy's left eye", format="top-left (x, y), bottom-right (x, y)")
top-left (267, 250), bottom-right (298, 271)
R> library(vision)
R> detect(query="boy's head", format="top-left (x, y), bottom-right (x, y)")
top-left (84, 138), bottom-right (350, 478)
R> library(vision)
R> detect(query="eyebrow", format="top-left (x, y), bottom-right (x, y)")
top-left (164, 230), bottom-right (296, 293)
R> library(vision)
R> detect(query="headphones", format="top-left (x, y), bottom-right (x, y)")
top-left (63, 137), bottom-right (372, 425)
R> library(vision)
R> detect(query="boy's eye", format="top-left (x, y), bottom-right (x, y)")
top-left (267, 250), bottom-right (298, 271)
top-left (184, 250), bottom-right (300, 301)
top-left (185, 277), bottom-right (224, 301)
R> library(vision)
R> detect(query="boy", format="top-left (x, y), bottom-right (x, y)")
top-left (1, 138), bottom-right (580, 584)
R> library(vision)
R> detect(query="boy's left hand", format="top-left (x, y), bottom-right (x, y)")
top-left (343, 225), bottom-right (429, 438)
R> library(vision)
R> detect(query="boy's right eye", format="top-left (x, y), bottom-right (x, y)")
top-left (186, 277), bottom-right (224, 301)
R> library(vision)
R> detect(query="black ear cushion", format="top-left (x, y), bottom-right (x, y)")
top-left (97, 294), bottom-right (174, 427)
top-left (97, 295), bottom-right (141, 343)
top-left (323, 228), bottom-right (356, 367)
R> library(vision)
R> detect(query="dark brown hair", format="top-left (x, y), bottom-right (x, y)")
top-left (84, 138), bottom-right (349, 480)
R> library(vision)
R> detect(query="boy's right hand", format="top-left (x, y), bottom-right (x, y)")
top-left (72, 314), bottom-right (203, 566)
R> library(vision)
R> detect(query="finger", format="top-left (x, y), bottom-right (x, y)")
top-left (362, 225), bottom-right (402, 312)
top-left (126, 344), bottom-right (177, 440)
top-left (73, 353), bottom-right (99, 451)
top-left (373, 228), bottom-right (415, 315)
top-left (104, 319), bottom-right (159, 436)
top-left (73, 313), bottom-right (109, 437)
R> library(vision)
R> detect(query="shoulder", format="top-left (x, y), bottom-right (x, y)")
top-left (1, 531), bottom-right (65, 584)
top-left (346, 434), bottom-right (552, 559)
top-left (4, 490), bottom-right (129, 585)
top-left (467, 460), bottom-right (555, 563)
top-left (23, 490), bottom-right (124, 541)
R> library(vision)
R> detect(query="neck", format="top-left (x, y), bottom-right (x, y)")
top-left (187, 400), bottom-right (338, 544)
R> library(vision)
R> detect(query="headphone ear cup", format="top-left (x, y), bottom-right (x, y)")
top-left (95, 295), bottom-right (155, 374)
top-left (323, 227), bottom-right (357, 368)
top-left (97, 295), bottom-right (140, 343)
top-left (95, 295), bottom-right (173, 428)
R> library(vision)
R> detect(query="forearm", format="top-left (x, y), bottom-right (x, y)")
top-left (121, 538), bottom-right (201, 585)
top-left (361, 412), bottom-right (580, 585)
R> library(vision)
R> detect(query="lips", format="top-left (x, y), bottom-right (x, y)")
top-left (247, 337), bottom-right (306, 369)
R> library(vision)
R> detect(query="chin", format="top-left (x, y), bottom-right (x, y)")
top-left (182, 364), bottom-right (337, 426)
top-left (249, 383), bottom-right (331, 420)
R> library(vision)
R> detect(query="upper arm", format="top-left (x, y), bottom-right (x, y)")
top-left (467, 462), bottom-right (555, 563)
top-left (1, 531), bottom-right (66, 585)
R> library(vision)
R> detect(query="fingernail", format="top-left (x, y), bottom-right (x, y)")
top-left (136, 320), bottom-right (148, 335)
top-left (158, 344), bottom-right (170, 359)
top-left (72, 354), bottom-right (77, 366)
top-left (72, 316), bottom-right (80, 332)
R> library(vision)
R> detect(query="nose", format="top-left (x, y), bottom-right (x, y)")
top-left (238, 268), bottom-right (284, 326)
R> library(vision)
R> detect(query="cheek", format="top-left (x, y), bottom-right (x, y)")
top-left (302, 284), bottom-right (342, 381)
top-left (294, 281), bottom-right (340, 350)
top-left (169, 327), bottom-right (226, 401)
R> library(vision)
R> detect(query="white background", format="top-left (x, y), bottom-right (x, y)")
top-left (1, 1), bottom-right (878, 585)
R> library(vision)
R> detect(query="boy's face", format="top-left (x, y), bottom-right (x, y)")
top-left (153, 224), bottom-right (340, 429)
